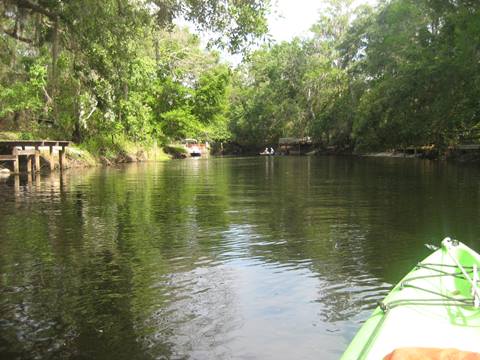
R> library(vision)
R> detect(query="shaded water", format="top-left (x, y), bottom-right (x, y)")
top-left (1, 156), bottom-right (480, 359)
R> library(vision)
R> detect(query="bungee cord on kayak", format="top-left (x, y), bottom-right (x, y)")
top-left (342, 238), bottom-right (480, 360)
top-left (444, 237), bottom-right (480, 308)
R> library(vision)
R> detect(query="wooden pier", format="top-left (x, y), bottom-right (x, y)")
top-left (0, 140), bottom-right (70, 173)
top-left (278, 137), bottom-right (313, 155)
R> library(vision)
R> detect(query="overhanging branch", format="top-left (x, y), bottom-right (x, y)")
top-left (2, 27), bottom-right (34, 43)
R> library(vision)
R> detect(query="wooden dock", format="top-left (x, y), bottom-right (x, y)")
top-left (0, 140), bottom-right (70, 173)
top-left (278, 137), bottom-right (313, 155)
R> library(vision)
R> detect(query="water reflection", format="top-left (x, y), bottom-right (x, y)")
top-left (1, 157), bottom-right (480, 359)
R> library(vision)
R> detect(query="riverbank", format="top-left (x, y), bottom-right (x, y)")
top-left (73, 144), bottom-right (480, 166)
top-left (0, 131), bottom-right (172, 170)
top-left (361, 149), bottom-right (480, 163)
top-left (225, 146), bottom-right (480, 163)
top-left (3, 129), bottom-right (480, 172)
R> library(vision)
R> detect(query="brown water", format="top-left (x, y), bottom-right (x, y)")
top-left (1, 156), bottom-right (479, 359)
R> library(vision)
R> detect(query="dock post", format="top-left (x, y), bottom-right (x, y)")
top-left (59, 147), bottom-right (65, 170)
top-left (14, 174), bottom-right (20, 193)
top-left (13, 159), bottom-right (19, 173)
top-left (49, 146), bottom-right (55, 171)
top-left (26, 155), bottom-right (32, 173)
top-left (35, 146), bottom-right (40, 172)
top-left (35, 170), bottom-right (41, 187)
top-left (12, 148), bottom-right (19, 173)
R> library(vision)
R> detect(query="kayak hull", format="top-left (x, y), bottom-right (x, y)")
top-left (341, 238), bottom-right (480, 360)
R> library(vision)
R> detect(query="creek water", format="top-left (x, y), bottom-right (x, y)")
top-left (1, 156), bottom-right (479, 359)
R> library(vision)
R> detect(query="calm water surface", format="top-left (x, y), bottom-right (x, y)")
top-left (1, 157), bottom-right (480, 359)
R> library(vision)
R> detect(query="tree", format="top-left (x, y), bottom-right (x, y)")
top-left (0, 0), bottom-right (270, 146)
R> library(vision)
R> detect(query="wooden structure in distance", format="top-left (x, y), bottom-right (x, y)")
top-left (0, 140), bottom-right (70, 173)
top-left (278, 137), bottom-right (313, 155)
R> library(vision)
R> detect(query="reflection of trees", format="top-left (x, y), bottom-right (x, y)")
top-left (0, 167), bottom-right (158, 359)
top-left (0, 161), bottom-right (237, 359)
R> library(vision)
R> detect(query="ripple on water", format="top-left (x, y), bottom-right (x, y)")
top-left (2, 158), bottom-right (478, 359)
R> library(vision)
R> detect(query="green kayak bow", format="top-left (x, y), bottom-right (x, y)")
top-left (341, 237), bottom-right (480, 360)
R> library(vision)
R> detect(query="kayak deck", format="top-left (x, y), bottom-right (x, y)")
top-left (341, 239), bottom-right (480, 359)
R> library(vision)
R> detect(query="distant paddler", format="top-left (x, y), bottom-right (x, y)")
top-left (259, 147), bottom-right (275, 156)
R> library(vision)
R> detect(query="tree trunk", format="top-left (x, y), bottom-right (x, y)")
top-left (72, 80), bottom-right (82, 143)
top-left (50, 17), bottom-right (59, 124)
top-left (155, 37), bottom-right (160, 66)
top-left (73, 121), bottom-right (82, 143)
top-left (123, 83), bottom-right (128, 101)
top-left (11, 20), bottom-right (18, 68)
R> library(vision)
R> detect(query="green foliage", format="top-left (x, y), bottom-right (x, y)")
top-left (0, 61), bottom-right (47, 118)
top-left (160, 108), bottom-right (203, 140)
top-left (345, 0), bottom-right (480, 150)
top-left (229, 0), bottom-right (480, 152)
top-left (229, 1), bottom-right (356, 149)
top-left (193, 66), bottom-right (230, 124)
top-left (4, 0), bottom-right (480, 153)
top-left (0, 0), bottom-right (269, 147)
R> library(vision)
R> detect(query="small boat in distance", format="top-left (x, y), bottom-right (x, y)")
top-left (341, 237), bottom-right (480, 359)
top-left (182, 139), bottom-right (205, 157)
